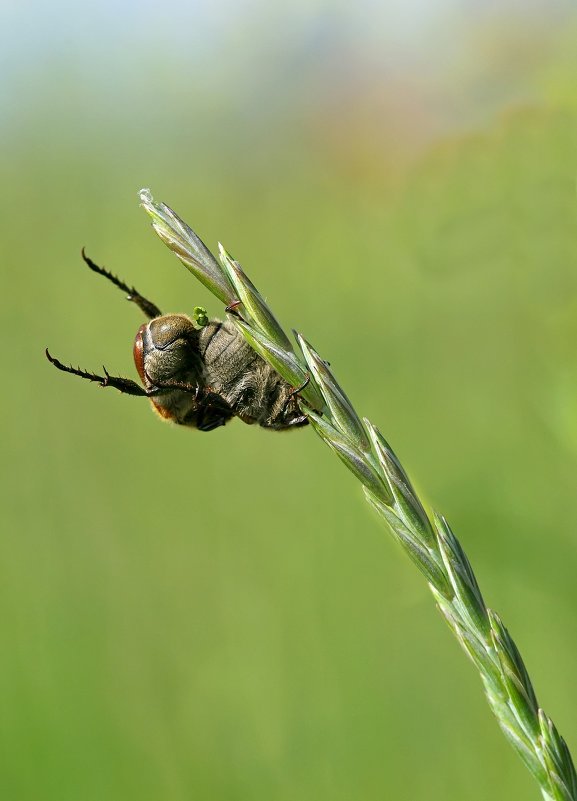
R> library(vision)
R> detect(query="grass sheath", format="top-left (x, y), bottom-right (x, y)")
top-left (139, 188), bottom-right (577, 801)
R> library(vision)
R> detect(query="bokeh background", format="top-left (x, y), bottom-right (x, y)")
top-left (2, 1), bottom-right (577, 799)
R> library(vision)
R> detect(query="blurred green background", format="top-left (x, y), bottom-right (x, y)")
top-left (2, 1), bottom-right (577, 799)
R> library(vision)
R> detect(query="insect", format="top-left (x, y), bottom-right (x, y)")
top-left (46, 251), bottom-right (309, 432)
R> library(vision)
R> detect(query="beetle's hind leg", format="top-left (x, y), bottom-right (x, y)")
top-left (282, 374), bottom-right (310, 412)
top-left (81, 248), bottom-right (162, 320)
top-left (46, 349), bottom-right (151, 396)
top-left (285, 414), bottom-right (309, 428)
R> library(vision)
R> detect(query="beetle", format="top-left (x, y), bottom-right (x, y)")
top-left (46, 251), bottom-right (308, 432)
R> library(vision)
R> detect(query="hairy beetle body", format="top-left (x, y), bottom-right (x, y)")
top-left (47, 252), bottom-right (308, 433)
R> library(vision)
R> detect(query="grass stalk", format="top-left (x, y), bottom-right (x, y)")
top-left (139, 188), bottom-right (576, 801)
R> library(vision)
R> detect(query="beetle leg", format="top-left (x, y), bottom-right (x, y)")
top-left (142, 370), bottom-right (201, 397)
top-left (281, 373), bottom-right (311, 415)
top-left (285, 414), bottom-right (309, 427)
top-left (195, 391), bottom-right (234, 432)
top-left (81, 248), bottom-right (163, 320)
top-left (224, 299), bottom-right (242, 317)
top-left (46, 349), bottom-right (154, 397)
top-left (289, 373), bottom-right (310, 398)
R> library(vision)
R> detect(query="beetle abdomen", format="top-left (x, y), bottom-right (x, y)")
top-left (199, 320), bottom-right (307, 429)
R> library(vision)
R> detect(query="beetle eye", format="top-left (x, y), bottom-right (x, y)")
top-left (133, 323), bottom-right (147, 384)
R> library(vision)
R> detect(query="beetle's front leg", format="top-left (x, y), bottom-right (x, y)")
top-left (81, 249), bottom-right (163, 320)
top-left (46, 349), bottom-right (153, 397)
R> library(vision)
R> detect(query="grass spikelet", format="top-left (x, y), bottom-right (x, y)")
top-left (140, 188), bottom-right (576, 801)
